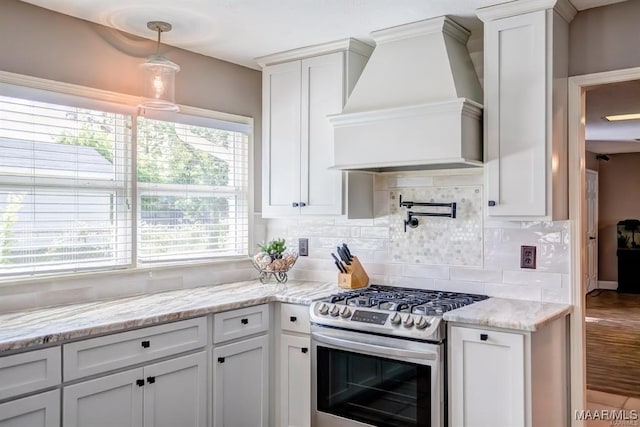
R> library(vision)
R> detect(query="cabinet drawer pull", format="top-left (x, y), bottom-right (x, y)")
top-left (136, 379), bottom-right (145, 387)
top-left (292, 202), bottom-right (299, 207)
top-left (301, 347), bottom-right (308, 354)
top-left (141, 340), bottom-right (150, 348)
top-left (299, 202), bottom-right (306, 207)
top-left (218, 357), bottom-right (225, 364)
top-left (241, 318), bottom-right (249, 325)
top-left (290, 316), bottom-right (297, 322)
top-left (488, 200), bottom-right (496, 207)
top-left (147, 376), bottom-right (156, 384)
top-left (480, 333), bottom-right (488, 341)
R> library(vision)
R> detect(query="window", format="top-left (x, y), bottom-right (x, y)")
top-left (0, 88), bottom-right (250, 278)
top-left (136, 117), bottom-right (249, 263)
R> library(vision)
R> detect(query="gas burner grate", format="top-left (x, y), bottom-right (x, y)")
top-left (325, 284), bottom-right (488, 315)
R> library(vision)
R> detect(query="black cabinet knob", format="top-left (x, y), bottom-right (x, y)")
top-left (480, 333), bottom-right (488, 341)
top-left (241, 318), bottom-right (249, 325)
top-left (301, 347), bottom-right (308, 354)
top-left (290, 316), bottom-right (297, 322)
top-left (136, 379), bottom-right (145, 387)
top-left (141, 340), bottom-right (150, 348)
top-left (147, 376), bottom-right (156, 384)
top-left (218, 357), bottom-right (225, 363)
top-left (488, 201), bottom-right (496, 207)
top-left (299, 202), bottom-right (306, 207)
top-left (292, 202), bottom-right (299, 207)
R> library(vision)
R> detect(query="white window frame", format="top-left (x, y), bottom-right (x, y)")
top-left (0, 70), bottom-right (254, 281)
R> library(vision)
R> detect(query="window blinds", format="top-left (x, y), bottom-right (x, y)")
top-left (0, 95), bottom-right (131, 276)
top-left (0, 90), bottom-right (250, 278)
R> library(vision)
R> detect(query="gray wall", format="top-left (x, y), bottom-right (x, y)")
top-left (570, 0), bottom-right (640, 76)
top-left (0, 0), bottom-right (262, 209)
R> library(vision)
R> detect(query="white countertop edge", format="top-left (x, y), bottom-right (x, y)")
top-left (443, 297), bottom-right (573, 332)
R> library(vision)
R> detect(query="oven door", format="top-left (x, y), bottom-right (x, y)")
top-left (311, 326), bottom-right (443, 427)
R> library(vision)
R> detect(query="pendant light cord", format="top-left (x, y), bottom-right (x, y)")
top-left (155, 26), bottom-right (161, 55)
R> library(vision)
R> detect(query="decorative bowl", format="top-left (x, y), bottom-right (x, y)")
top-left (251, 251), bottom-right (298, 283)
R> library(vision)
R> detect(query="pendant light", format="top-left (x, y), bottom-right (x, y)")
top-left (139, 21), bottom-right (180, 112)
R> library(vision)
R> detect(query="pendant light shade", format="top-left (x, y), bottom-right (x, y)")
top-left (140, 21), bottom-right (180, 112)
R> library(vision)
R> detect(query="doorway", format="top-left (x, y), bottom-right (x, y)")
top-left (569, 67), bottom-right (640, 426)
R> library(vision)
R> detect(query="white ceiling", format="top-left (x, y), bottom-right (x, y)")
top-left (20, 0), bottom-right (625, 70)
top-left (586, 80), bottom-right (640, 154)
top-left (18, 0), bottom-right (634, 152)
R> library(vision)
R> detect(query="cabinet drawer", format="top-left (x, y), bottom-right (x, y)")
top-left (0, 347), bottom-right (61, 401)
top-left (280, 303), bottom-right (310, 334)
top-left (0, 389), bottom-right (60, 427)
top-left (63, 317), bottom-right (207, 381)
top-left (213, 304), bottom-right (269, 344)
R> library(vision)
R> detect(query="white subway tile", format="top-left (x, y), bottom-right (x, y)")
top-left (387, 276), bottom-right (436, 289)
top-left (393, 175), bottom-right (435, 188)
top-left (502, 270), bottom-right (563, 289)
top-left (433, 279), bottom-right (486, 294)
top-left (484, 283), bottom-right (542, 301)
top-left (402, 264), bottom-right (450, 280)
top-left (450, 267), bottom-right (502, 283)
top-left (360, 227), bottom-right (390, 239)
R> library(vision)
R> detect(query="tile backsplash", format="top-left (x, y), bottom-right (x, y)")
top-left (389, 186), bottom-right (482, 266)
top-left (258, 171), bottom-right (571, 304)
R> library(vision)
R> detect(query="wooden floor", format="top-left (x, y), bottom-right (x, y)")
top-left (585, 290), bottom-right (640, 399)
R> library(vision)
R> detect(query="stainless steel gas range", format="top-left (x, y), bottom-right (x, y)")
top-left (309, 284), bottom-right (488, 427)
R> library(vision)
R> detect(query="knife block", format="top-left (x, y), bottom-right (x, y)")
top-left (337, 256), bottom-right (369, 289)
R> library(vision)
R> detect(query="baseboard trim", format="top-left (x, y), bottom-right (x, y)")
top-left (598, 280), bottom-right (618, 290)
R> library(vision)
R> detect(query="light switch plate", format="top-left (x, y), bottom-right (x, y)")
top-left (520, 246), bottom-right (536, 269)
top-left (298, 238), bottom-right (309, 256)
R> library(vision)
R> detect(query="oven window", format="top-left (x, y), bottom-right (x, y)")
top-left (317, 346), bottom-right (431, 427)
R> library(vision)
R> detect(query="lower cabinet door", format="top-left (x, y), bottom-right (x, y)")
top-left (143, 351), bottom-right (207, 427)
top-left (279, 334), bottom-right (310, 427)
top-left (213, 335), bottom-right (269, 427)
top-left (0, 390), bottom-right (60, 427)
top-left (449, 326), bottom-right (525, 427)
top-left (63, 368), bottom-right (144, 427)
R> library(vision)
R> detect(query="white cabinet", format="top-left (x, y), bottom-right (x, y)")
top-left (449, 327), bottom-right (525, 427)
top-left (0, 390), bottom-right (59, 427)
top-left (449, 317), bottom-right (567, 427)
top-left (63, 351), bottom-right (207, 427)
top-left (276, 303), bottom-right (311, 427)
top-left (279, 334), bottom-right (310, 427)
top-left (0, 347), bottom-right (61, 427)
top-left (213, 335), bottom-right (269, 427)
top-left (479, 0), bottom-right (575, 220)
top-left (0, 347), bottom-right (60, 401)
top-left (259, 40), bottom-right (374, 218)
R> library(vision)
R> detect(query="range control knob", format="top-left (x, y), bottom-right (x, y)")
top-left (402, 315), bottom-right (414, 327)
top-left (415, 316), bottom-right (429, 330)
top-left (390, 312), bottom-right (402, 325)
top-left (330, 305), bottom-right (340, 317)
top-left (318, 303), bottom-right (329, 315)
top-left (339, 307), bottom-right (352, 318)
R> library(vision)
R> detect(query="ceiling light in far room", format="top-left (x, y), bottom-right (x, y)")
top-left (139, 21), bottom-right (180, 112)
top-left (603, 113), bottom-right (640, 121)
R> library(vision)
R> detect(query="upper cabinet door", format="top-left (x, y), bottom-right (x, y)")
top-left (484, 10), bottom-right (548, 218)
top-left (262, 60), bottom-right (302, 217)
top-left (300, 52), bottom-right (345, 216)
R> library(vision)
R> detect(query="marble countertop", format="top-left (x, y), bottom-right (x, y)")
top-left (0, 280), bottom-right (339, 353)
top-left (0, 281), bottom-right (573, 354)
top-left (443, 297), bottom-right (572, 332)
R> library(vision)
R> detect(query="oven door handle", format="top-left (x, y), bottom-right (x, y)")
top-left (312, 331), bottom-right (437, 361)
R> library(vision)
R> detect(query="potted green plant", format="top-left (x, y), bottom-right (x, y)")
top-left (252, 238), bottom-right (297, 283)
top-left (256, 238), bottom-right (286, 260)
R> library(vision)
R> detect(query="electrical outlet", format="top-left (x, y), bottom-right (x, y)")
top-left (298, 238), bottom-right (309, 256)
top-left (520, 246), bottom-right (536, 269)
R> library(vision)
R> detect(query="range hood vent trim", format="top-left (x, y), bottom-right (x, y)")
top-left (330, 16), bottom-right (484, 172)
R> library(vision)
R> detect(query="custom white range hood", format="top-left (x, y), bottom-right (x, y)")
top-left (329, 16), bottom-right (483, 172)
